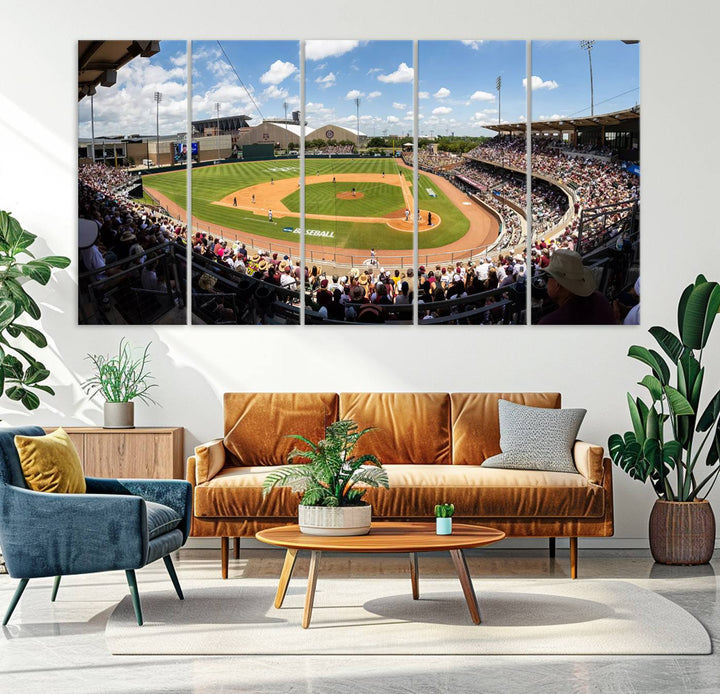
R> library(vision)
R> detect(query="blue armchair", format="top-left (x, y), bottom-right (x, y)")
top-left (0, 426), bottom-right (192, 626)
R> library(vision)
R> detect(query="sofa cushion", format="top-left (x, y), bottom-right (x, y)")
top-left (145, 500), bottom-right (183, 540)
top-left (481, 400), bottom-right (586, 474)
top-left (339, 392), bottom-right (451, 465)
top-left (193, 464), bottom-right (603, 520)
top-left (451, 392), bottom-right (562, 464)
top-left (14, 428), bottom-right (86, 494)
top-left (223, 393), bottom-right (338, 467)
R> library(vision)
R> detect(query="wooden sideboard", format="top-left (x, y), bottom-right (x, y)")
top-left (43, 427), bottom-right (184, 480)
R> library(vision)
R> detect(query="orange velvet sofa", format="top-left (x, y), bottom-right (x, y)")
top-left (187, 392), bottom-right (613, 578)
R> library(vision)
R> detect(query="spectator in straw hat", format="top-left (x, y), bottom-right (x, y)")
top-left (538, 249), bottom-right (615, 325)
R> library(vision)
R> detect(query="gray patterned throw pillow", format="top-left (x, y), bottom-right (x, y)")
top-left (482, 399), bottom-right (585, 473)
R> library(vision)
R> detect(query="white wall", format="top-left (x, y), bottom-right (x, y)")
top-left (1, 0), bottom-right (719, 547)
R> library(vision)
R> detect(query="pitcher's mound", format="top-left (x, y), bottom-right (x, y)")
top-left (336, 191), bottom-right (365, 200)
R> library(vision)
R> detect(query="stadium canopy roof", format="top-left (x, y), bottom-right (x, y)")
top-left (79, 41), bottom-right (160, 101)
top-left (484, 106), bottom-right (640, 135)
top-left (262, 122), bottom-right (303, 138)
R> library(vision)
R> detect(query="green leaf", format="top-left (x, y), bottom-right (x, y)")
top-left (24, 363), bottom-right (50, 384)
top-left (20, 261), bottom-right (52, 285)
top-left (40, 255), bottom-right (71, 269)
top-left (0, 298), bottom-right (14, 331)
top-left (30, 383), bottom-right (55, 395)
top-left (679, 278), bottom-right (720, 349)
top-left (664, 386), bottom-right (695, 416)
top-left (628, 345), bottom-right (670, 384)
top-left (638, 375), bottom-right (663, 401)
top-left (627, 393), bottom-right (646, 444)
top-left (2, 355), bottom-right (23, 379)
top-left (697, 390), bottom-right (720, 432)
top-left (20, 390), bottom-right (40, 410)
top-left (6, 385), bottom-right (26, 401)
top-left (677, 281), bottom-right (695, 338)
top-left (4, 323), bottom-right (47, 348)
top-left (649, 326), bottom-right (686, 363)
top-left (705, 419), bottom-right (720, 467)
top-left (4, 278), bottom-right (41, 320)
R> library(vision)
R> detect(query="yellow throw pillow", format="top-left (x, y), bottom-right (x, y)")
top-left (14, 428), bottom-right (86, 494)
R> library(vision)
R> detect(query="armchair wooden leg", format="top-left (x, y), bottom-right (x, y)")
top-left (570, 537), bottom-right (578, 579)
top-left (221, 537), bottom-right (229, 579)
top-left (125, 570), bottom-right (143, 626)
top-left (549, 537), bottom-right (556, 558)
top-left (234, 537), bottom-right (241, 559)
top-left (3, 578), bottom-right (29, 626)
top-left (51, 576), bottom-right (61, 602)
top-left (163, 556), bottom-right (184, 600)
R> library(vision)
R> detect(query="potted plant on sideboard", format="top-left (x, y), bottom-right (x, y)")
top-left (83, 339), bottom-right (158, 429)
top-left (262, 419), bottom-right (389, 536)
top-left (609, 274), bottom-right (720, 564)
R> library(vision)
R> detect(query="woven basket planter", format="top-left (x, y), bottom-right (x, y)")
top-left (649, 499), bottom-right (716, 565)
top-left (298, 504), bottom-right (372, 536)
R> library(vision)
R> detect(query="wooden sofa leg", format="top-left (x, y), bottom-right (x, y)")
top-left (570, 537), bottom-right (578, 579)
top-left (548, 537), bottom-right (556, 558)
top-left (221, 537), bottom-right (229, 579)
top-left (234, 537), bottom-right (241, 559)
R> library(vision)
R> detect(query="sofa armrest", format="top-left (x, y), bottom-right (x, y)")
top-left (0, 485), bottom-right (147, 578)
top-left (573, 440), bottom-right (605, 485)
top-left (85, 477), bottom-right (192, 541)
top-left (192, 438), bottom-right (226, 484)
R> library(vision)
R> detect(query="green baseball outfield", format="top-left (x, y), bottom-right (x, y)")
top-left (143, 158), bottom-right (473, 251)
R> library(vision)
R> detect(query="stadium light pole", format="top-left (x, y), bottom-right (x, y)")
top-left (90, 92), bottom-right (96, 164)
top-left (154, 91), bottom-right (162, 168)
top-left (354, 97), bottom-right (361, 148)
top-left (496, 75), bottom-right (502, 132)
top-left (215, 102), bottom-right (221, 161)
top-left (579, 40), bottom-right (595, 116)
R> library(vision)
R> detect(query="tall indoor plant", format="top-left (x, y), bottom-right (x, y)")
top-left (0, 210), bottom-right (70, 411)
top-left (263, 419), bottom-right (389, 536)
top-left (609, 274), bottom-right (720, 564)
top-left (83, 339), bottom-right (158, 428)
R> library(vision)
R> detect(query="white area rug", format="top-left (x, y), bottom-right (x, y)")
top-left (105, 578), bottom-right (711, 655)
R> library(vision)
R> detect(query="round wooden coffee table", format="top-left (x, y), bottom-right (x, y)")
top-left (256, 521), bottom-right (505, 628)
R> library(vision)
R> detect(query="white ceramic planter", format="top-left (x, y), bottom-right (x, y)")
top-left (298, 504), bottom-right (372, 536)
top-left (103, 402), bottom-right (135, 429)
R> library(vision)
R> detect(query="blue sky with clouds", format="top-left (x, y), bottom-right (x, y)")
top-left (304, 40), bottom-right (413, 137)
top-left (78, 39), bottom-right (639, 139)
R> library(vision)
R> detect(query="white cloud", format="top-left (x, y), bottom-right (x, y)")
top-left (538, 113), bottom-right (568, 121)
top-left (461, 40), bottom-right (483, 50)
top-left (345, 89), bottom-right (364, 100)
top-left (262, 85), bottom-right (288, 100)
top-left (367, 67), bottom-right (382, 75)
top-left (418, 91), bottom-right (430, 99)
top-left (367, 90), bottom-right (381, 99)
top-left (392, 102), bottom-right (406, 110)
top-left (378, 62), bottom-right (414, 83)
top-left (260, 60), bottom-right (298, 85)
top-left (470, 90), bottom-right (495, 102)
top-left (523, 75), bottom-right (559, 90)
top-left (434, 87), bottom-right (451, 99)
top-left (432, 106), bottom-right (452, 115)
top-left (315, 72), bottom-right (336, 89)
top-left (306, 40), bottom-right (360, 61)
top-left (386, 115), bottom-right (400, 123)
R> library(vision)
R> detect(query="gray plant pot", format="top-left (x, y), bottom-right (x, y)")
top-left (103, 402), bottom-right (135, 429)
top-left (298, 504), bottom-right (372, 536)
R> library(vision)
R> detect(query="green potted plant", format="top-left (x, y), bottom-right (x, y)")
top-left (83, 339), bottom-right (158, 429)
top-left (262, 419), bottom-right (389, 536)
top-left (435, 503), bottom-right (455, 535)
top-left (609, 274), bottom-right (720, 564)
top-left (0, 210), bottom-right (70, 412)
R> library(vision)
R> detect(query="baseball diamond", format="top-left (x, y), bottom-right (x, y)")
top-left (142, 157), bottom-right (499, 262)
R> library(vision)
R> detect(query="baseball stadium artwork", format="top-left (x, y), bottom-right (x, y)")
top-left (77, 40), bottom-right (639, 326)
